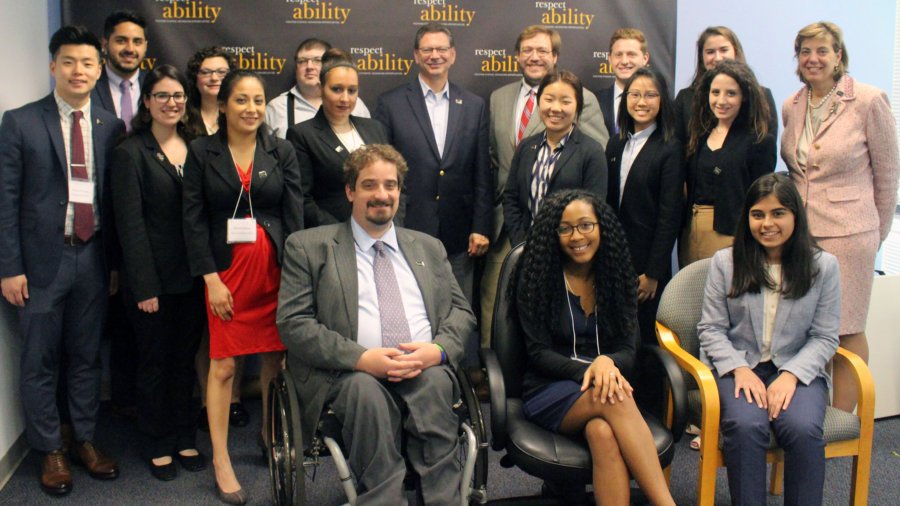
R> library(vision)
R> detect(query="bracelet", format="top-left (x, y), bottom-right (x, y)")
top-left (434, 342), bottom-right (447, 364)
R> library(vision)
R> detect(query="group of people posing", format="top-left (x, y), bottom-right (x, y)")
top-left (0, 8), bottom-right (896, 506)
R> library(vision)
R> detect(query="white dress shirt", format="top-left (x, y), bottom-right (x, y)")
top-left (105, 65), bottom-right (140, 119)
top-left (619, 123), bottom-right (657, 204)
top-left (513, 79), bottom-right (539, 137)
top-left (419, 76), bottom-right (449, 158)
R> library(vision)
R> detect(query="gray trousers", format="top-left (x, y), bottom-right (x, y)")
top-left (448, 251), bottom-right (478, 367)
top-left (327, 366), bottom-right (461, 505)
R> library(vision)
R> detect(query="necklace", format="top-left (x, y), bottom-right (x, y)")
top-left (807, 81), bottom-right (839, 110)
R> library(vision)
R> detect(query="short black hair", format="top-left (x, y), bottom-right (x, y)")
top-left (49, 25), bottom-right (102, 60)
top-left (102, 10), bottom-right (147, 40)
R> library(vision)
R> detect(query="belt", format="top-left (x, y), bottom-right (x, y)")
top-left (63, 235), bottom-right (92, 246)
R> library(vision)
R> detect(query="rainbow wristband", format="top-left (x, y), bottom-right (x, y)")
top-left (434, 343), bottom-right (447, 364)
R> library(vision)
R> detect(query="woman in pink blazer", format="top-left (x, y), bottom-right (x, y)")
top-left (781, 21), bottom-right (899, 411)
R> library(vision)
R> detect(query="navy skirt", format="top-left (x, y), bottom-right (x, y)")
top-left (523, 380), bottom-right (585, 432)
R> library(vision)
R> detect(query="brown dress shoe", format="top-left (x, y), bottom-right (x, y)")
top-left (72, 441), bottom-right (119, 480)
top-left (41, 449), bottom-right (72, 495)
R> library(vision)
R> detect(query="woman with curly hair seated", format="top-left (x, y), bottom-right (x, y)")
top-left (511, 189), bottom-right (675, 505)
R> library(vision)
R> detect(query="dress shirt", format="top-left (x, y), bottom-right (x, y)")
top-left (419, 75), bottom-right (450, 158)
top-left (760, 263), bottom-right (782, 363)
top-left (54, 91), bottom-right (98, 235)
top-left (530, 130), bottom-right (572, 216)
top-left (513, 80), bottom-right (539, 137)
top-left (613, 83), bottom-right (624, 130)
top-left (351, 218), bottom-right (432, 349)
top-left (265, 85), bottom-right (371, 139)
top-left (105, 65), bottom-right (140, 120)
top-left (619, 123), bottom-right (657, 204)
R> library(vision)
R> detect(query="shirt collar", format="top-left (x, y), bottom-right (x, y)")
top-left (628, 123), bottom-right (657, 142)
top-left (519, 79), bottom-right (538, 97)
top-left (350, 217), bottom-right (400, 253)
top-left (614, 82), bottom-right (624, 98)
top-left (540, 128), bottom-right (574, 151)
top-left (53, 90), bottom-right (91, 118)
top-left (418, 75), bottom-right (449, 99)
top-left (105, 64), bottom-right (140, 89)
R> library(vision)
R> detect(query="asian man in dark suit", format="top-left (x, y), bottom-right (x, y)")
top-left (373, 23), bottom-right (491, 311)
top-left (0, 26), bottom-right (124, 495)
top-left (277, 144), bottom-right (473, 504)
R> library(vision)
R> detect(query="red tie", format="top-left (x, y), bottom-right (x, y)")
top-left (70, 111), bottom-right (94, 242)
top-left (517, 90), bottom-right (535, 145)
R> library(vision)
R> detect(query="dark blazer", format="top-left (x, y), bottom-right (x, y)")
top-left (685, 128), bottom-right (776, 236)
top-left (110, 131), bottom-right (195, 301)
top-left (91, 67), bottom-right (146, 119)
top-left (0, 94), bottom-right (124, 287)
top-left (374, 80), bottom-right (491, 255)
top-left (606, 129), bottom-right (684, 280)
top-left (286, 108), bottom-right (387, 228)
top-left (674, 85), bottom-right (779, 145)
top-left (597, 84), bottom-right (617, 137)
top-left (276, 222), bottom-right (474, 446)
top-left (182, 130), bottom-right (304, 276)
top-left (502, 127), bottom-right (608, 246)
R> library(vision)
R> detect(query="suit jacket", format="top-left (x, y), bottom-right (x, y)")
top-left (110, 130), bottom-right (195, 301)
top-left (276, 222), bottom-right (475, 446)
top-left (685, 128), bottom-right (776, 235)
top-left (490, 81), bottom-right (610, 241)
top-left (91, 67), bottom-right (146, 119)
top-left (374, 80), bottom-right (491, 255)
top-left (698, 248), bottom-right (841, 387)
top-left (673, 85), bottom-right (779, 146)
top-left (597, 84), bottom-right (617, 138)
top-left (182, 130), bottom-right (304, 276)
top-left (502, 127), bottom-right (608, 246)
top-left (286, 108), bottom-right (387, 228)
top-left (606, 129), bottom-right (684, 280)
top-left (0, 94), bottom-right (124, 287)
top-left (781, 75), bottom-right (900, 241)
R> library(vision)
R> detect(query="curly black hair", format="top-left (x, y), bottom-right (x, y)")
top-left (511, 189), bottom-right (638, 345)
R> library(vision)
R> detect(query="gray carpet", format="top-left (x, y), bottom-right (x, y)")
top-left (0, 401), bottom-right (897, 505)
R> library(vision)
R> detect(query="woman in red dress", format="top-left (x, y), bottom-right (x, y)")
top-left (183, 69), bottom-right (303, 504)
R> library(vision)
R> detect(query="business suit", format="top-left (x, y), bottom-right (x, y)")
top-left (276, 222), bottom-right (473, 503)
top-left (597, 84), bottom-right (617, 137)
top-left (0, 94), bottom-right (124, 451)
top-left (606, 130), bottom-right (683, 346)
top-left (286, 108), bottom-right (387, 228)
top-left (673, 85), bottom-right (779, 145)
top-left (781, 75), bottom-right (900, 334)
top-left (698, 247), bottom-right (840, 506)
top-left (110, 130), bottom-right (205, 458)
top-left (502, 127), bottom-right (608, 246)
top-left (91, 67), bottom-right (145, 119)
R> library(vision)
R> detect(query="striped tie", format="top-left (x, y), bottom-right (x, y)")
top-left (517, 90), bottom-right (535, 145)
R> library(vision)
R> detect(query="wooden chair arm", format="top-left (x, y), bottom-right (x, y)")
top-left (834, 346), bottom-right (875, 424)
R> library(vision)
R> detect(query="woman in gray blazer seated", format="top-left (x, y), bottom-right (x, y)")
top-left (287, 48), bottom-right (387, 228)
top-left (698, 173), bottom-right (840, 506)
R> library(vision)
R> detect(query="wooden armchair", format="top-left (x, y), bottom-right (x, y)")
top-left (655, 258), bottom-right (875, 506)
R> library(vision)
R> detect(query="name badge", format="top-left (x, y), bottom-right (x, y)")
top-left (227, 218), bottom-right (257, 243)
top-left (68, 180), bottom-right (94, 204)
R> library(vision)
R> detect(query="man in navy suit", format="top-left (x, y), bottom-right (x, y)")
top-left (0, 26), bottom-right (124, 495)
top-left (597, 28), bottom-right (650, 137)
top-left (374, 23), bottom-right (491, 314)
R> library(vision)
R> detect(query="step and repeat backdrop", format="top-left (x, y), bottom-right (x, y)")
top-left (63, 0), bottom-right (676, 105)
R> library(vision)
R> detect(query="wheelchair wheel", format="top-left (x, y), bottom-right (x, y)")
top-left (268, 371), bottom-right (305, 506)
top-left (456, 367), bottom-right (488, 505)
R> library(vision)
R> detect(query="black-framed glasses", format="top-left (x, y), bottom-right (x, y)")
top-left (150, 92), bottom-right (188, 104)
top-left (198, 68), bottom-right (228, 78)
top-left (296, 57), bottom-right (323, 66)
top-left (557, 222), bottom-right (598, 236)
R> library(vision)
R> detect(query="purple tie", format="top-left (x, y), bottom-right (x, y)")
top-left (372, 241), bottom-right (411, 348)
top-left (120, 80), bottom-right (133, 132)
top-left (70, 111), bottom-right (94, 242)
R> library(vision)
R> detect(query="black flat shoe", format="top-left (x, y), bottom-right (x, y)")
top-left (198, 407), bottom-right (209, 432)
top-left (176, 451), bottom-right (207, 472)
top-left (149, 459), bottom-right (177, 481)
top-left (229, 403), bottom-right (250, 428)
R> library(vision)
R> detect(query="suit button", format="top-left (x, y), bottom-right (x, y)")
top-left (813, 143), bottom-right (821, 150)
top-left (264, 221), bottom-right (270, 227)
top-left (812, 164), bottom-right (819, 170)
top-left (439, 170), bottom-right (445, 176)
top-left (59, 200), bottom-right (65, 206)
top-left (435, 195), bottom-right (440, 201)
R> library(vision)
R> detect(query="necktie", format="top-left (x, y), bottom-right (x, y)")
top-left (517, 89), bottom-right (535, 145)
top-left (70, 111), bottom-right (94, 242)
top-left (120, 80), bottom-right (133, 132)
top-left (372, 241), bottom-right (411, 348)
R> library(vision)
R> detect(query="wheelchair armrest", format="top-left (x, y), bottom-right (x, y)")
top-left (640, 345), bottom-right (688, 442)
top-left (479, 348), bottom-right (508, 451)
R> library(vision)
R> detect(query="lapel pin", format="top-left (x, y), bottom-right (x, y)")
top-left (155, 152), bottom-right (165, 162)
top-left (455, 99), bottom-right (463, 105)
top-left (96, 118), bottom-right (103, 125)
top-left (415, 260), bottom-right (425, 266)
top-left (611, 157), bottom-right (617, 163)
top-left (259, 170), bottom-right (268, 179)
top-left (335, 146), bottom-right (344, 153)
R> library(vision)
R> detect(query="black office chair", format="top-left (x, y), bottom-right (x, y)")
top-left (480, 243), bottom-right (686, 503)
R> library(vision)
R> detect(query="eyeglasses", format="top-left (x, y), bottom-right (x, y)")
top-left (417, 46), bottom-right (451, 56)
top-left (519, 47), bottom-right (552, 57)
top-left (150, 92), bottom-right (187, 104)
top-left (626, 91), bottom-right (661, 101)
top-left (296, 57), bottom-right (323, 66)
top-left (198, 68), bottom-right (228, 78)
top-left (557, 222), bottom-right (598, 236)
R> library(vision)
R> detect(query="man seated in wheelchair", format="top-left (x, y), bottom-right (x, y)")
top-left (276, 144), bottom-right (476, 504)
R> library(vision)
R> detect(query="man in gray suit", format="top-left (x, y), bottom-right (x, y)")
top-left (277, 144), bottom-right (474, 504)
top-left (481, 25), bottom-right (610, 347)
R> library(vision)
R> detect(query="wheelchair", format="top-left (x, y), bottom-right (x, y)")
top-left (268, 364), bottom-right (489, 505)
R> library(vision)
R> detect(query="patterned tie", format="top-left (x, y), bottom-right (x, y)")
top-left (120, 80), bottom-right (133, 132)
top-left (70, 111), bottom-right (94, 242)
top-left (517, 89), bottom-right (535, 145)
top-left (372, 241), bottom-right (411, 348)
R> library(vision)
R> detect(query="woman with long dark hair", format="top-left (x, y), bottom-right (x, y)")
top-left (182, 69), bottom-right (303, 504)
top-left (111, 64), bottom-right (206, 480)
top-left (513, 189), bottom-right (675, 505)
top-left (185, 47), bottom-right (236, 136)
top-left (699, 173), bottom-right (840, 505)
